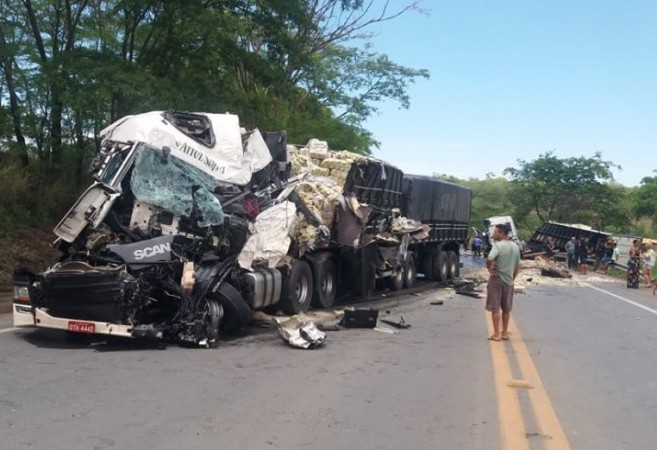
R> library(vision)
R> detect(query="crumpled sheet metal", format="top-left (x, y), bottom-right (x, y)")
top-left (274, 315), bottom-right (326, 349)
top-left (238, 201), bottom-right (297, 270)
top-left (101, 111), bottom-right (272, 185)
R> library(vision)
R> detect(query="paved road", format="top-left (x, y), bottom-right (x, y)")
top-left (2, 263), bottom-right (657, 449)
top-left (1, 286), bottom-right (499, 450)
top-left (512, 278), bottom-right (657, 450)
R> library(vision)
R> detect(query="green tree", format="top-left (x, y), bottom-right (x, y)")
top-left (630, 173), bottom-right (657, 236)
top-left (0, 0), bottom-right (430, 237)
top-left (632, 173), bottom-right (657, 219)
top-left (503, 152), bottom-right (624, 228)
top-left (435, 174), bottom-right (518, 233)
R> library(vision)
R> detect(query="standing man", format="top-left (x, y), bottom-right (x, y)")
top-left (473, 235), bottom-right (483, 257)
top-left (486, 224), bottom-right (521, 341)
top-left (565, 237), bottom-right (577, 270)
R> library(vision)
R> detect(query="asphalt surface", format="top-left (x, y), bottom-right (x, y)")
top-left (4, 256), bottom-right (657, 449)
top-left (0, 281), bottom-right (498, 450)
top-left (512, 278), bottom-right (657, 449)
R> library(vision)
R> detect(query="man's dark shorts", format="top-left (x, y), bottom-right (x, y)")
top-left (485, 275), bottom-right (514, 313)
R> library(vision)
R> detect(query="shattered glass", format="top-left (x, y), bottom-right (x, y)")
top-left (130, 145), bottom-right (224, 227)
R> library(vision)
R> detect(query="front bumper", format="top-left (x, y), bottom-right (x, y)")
top-left (30, 307), bottom-right (134, 338)
top-left (12, 303), bottom-right (36, 327)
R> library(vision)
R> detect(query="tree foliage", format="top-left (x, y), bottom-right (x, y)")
top-left (0, 0), bottom-right (428, 233)
top-left (632, 173), bottom-right (657, 221)
top-left (503, 152), bottom-right (622, 227)
top-left (0, 0), bottom-right (428, 165)
top-left (439, 151), bottom-right (646, 240)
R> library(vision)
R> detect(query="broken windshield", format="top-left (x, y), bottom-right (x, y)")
top-left (130, 144), bottom-right (224, 227)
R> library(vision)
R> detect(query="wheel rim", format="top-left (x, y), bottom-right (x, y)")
top-left (296, 275), bottom-right (310, 305)
top-left (204, 299), bottom-right (221, 342)
top-left (395, 269), bottom-right (403, 284)
top-left (322, 271), bottom-right (335, 296)
top-left (393, 267), bottom-right (403, 288)
top-left (405, 260), bottom-right (416, 285)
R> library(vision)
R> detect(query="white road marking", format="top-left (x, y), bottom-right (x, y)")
top-left (583, 283), bottom-right (657, 316)
top-left (0, 327), bottom-right (17, 334)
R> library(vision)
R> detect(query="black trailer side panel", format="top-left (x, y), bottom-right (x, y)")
top-left (401, 175), bottom-right (472, 223)
top-left (343, 161), bottom-right (404, 210)
top-left (402, 175), bottom-right (472, 243)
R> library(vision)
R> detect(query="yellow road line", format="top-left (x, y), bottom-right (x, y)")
top-left (508, 317), bottom-right (571, 450)
top-left (487, 313), bottom-right (571, 450)
top-left (487, 317), bottom-right (529, 450)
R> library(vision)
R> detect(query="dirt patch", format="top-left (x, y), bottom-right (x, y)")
top-left (0, 228), bottom-right (60, 287)
top-left (463, 262), bottom-right (624, 295)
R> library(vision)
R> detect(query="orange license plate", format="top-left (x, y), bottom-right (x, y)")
top-left (67, 320), bottom-right (95, 334)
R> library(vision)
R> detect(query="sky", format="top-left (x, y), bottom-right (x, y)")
top-left (361, 0), bottom-right (657, 187)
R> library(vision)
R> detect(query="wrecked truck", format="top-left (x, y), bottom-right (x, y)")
top-left (12, 111), bottom-right (472, 346)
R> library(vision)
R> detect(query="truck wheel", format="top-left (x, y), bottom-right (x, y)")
top-left (280, 260), bottom-right (313, 315)
top-left (203, 298), bottom-right (222, 343)
top-left (216, 283), bottom-right (252, 335)
top-left (312, 258), bottom-right (337, 309)
top-left (403, 254), bottom-right (417, 288)
top-left (447, 251), bottom-right (460, 279)
top-left (434, 251), bottom-right (449, 281)
top-left (389, 265), bottom-right (404, 291)
top-left (422, 252), bottom-right (436, 281)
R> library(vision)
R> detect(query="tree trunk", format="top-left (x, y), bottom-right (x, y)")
top-left (50, 91), bottom-right (63, 165)
top-left (0, 22), bottom-right (29, 166)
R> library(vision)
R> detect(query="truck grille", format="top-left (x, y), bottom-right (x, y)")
top-left (39, 269), bottom-right (127, 322)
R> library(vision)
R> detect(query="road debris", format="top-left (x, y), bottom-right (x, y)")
top-left (340, 308), bottom-right (379, 328)
top-left (273, 315), bottom-right (326, 349)
top-left (379, 316), bottom-right (411, 329)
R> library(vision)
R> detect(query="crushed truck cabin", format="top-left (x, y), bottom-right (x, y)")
top-left (12, 111), bottom-right (472, 347)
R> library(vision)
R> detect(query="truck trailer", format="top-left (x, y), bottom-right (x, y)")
top-left (12, 111), bottom-right (472, 347)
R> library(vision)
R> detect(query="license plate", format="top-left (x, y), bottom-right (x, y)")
top-left (67, 320), bottom-right (95, 334)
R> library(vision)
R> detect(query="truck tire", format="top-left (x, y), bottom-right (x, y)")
top-left (312, 258), bottom-right (337, 309)
top-left (447, 251), bottom-right (460, 279)
top-left (389, 265), bottom-right (404, 291)
top-left (280, 260), bottom-right (313, 315)
top-left (422, 252), bottom-right (436, 281)
top-left (434, 251), bottom-right (449, 281)
top-left (403, 254), bottom-right (417, 288)
top-left (203, 298), bottom-right (222, 343)
top-left (216, 283), bottom-right (252, 335)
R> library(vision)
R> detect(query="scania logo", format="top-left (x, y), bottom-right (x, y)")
top-left (133, 243), bottom-right (171, 260)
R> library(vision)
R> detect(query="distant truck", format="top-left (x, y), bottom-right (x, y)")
top-left (12, 111), bottom-right (472, 346)
top-left (480, 215), bottom-right (519, 256)
top-left (526, 222), bottom-right (610, 257)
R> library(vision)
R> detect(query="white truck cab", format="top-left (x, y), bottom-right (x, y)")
top-left (482, 216), bottom-right (519, 255)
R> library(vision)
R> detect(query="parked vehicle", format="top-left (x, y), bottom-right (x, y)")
top-left (481, 216), bottom-right (519, 256)
top-left (12, 111), bottom-right (472, 346)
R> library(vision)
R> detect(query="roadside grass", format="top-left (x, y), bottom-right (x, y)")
top-left (606, 266), bottom-right (627, 279)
